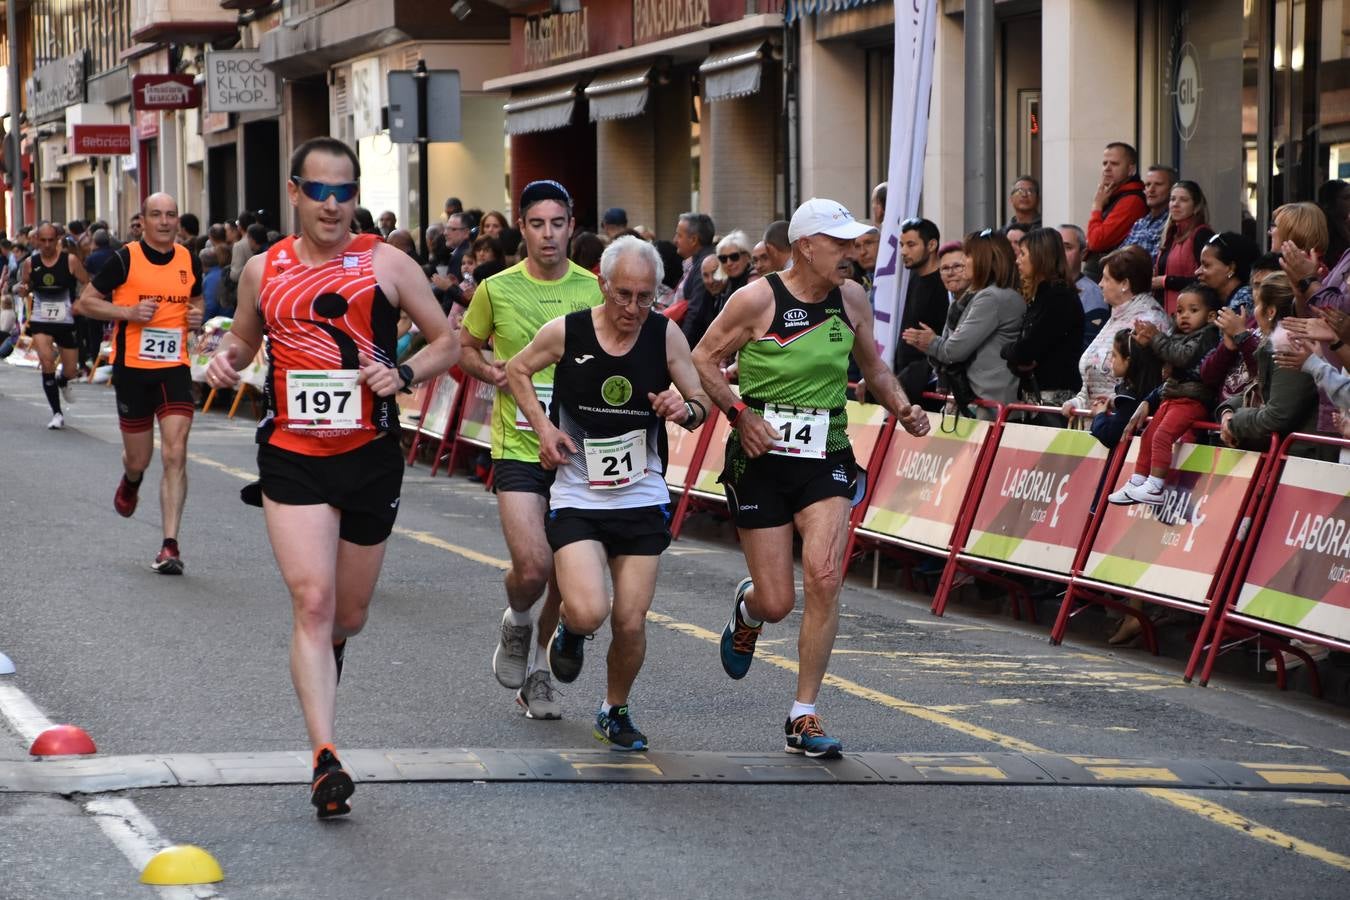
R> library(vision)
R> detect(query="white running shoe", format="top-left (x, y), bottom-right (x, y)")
top-left (492, 608), bottom-right (532, 689)
top-left (515, 669), bottom-right (561, 720)
top-left (60, 381), bottom-right (74, 405)
top-left (46, 412), bottom-right (64, 430)
top-left (1108, 481), bottom-right (1164, 506)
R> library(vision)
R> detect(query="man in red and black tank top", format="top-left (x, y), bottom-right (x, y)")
top-left (206, 138), bottom-right (458, 819)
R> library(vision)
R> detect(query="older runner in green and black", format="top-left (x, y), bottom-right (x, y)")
top-left (692, 198), bottom-right (929, 758)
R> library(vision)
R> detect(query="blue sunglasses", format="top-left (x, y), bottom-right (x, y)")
top-left (290, 176), bottom-right (358, 203)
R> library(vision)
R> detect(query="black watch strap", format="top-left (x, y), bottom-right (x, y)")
top-left (1299, 275), bottom-right (1317, 293)
top-left (398, 363), bottom-right (415, 394)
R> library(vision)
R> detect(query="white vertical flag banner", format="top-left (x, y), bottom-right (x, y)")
top-left (872, 0), bottom-right (939, 369)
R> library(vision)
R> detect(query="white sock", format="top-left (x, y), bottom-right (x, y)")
top-left (789, 701), bottom-right (816, 721)
top-left (506, 606), bottom-right (531, 627)
top-left (1144, 475), bottom-right (1164, 491)
top-left (600, 701), bottom-right (614, 715)
top-left (526, 641), bottom-right (549, 676)
top-left (739, 600), bottom-right (763, 628)
top-left (1127, 474), bottom-right (1146, 487)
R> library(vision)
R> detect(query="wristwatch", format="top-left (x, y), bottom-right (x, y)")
top-left (1298, 275), bottom-right (1317, 293)
top-left (725, 400), bottom-right (749, 426)
top-left (397, 363), bottom-right (415, 394)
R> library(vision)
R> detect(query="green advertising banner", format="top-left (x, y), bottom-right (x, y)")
top-left (965, 424), bottom-right (1109, 575)
top-left (857, 412), bottom-right (990, 550)
top-left (1235, 456), bottom-right (1350, 642)
top-left (1085, 441), bottom-right (1261, 602)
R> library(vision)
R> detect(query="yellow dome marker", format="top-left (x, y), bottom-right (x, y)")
top-left (139, 845), bottom-right (224, 885)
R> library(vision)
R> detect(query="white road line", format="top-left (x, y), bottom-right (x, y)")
top-left (0, 681), bottom-right (226, 898)
top-left (0, 682), bottom-right (58, 745)
top-left (85, 797), bottom-right (223, 899)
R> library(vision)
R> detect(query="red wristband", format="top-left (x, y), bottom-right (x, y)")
top-left (726, 401), bottom-right (749, 426)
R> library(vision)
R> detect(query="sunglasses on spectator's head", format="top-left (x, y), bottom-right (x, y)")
top-left (290, 176), bottom-right (358, 204)
top-left (1207, 233), bottom-right (1227, 250)
top-left (717, 252), bottom-right (743, 263)
top-left (978, 227), bottom-right (995, 238)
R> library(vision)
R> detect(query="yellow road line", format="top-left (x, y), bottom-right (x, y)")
top-left (393, 527), bottom-right (511, 571)
top-left (646, 612), bottom-right (1047, 754)
top-left (184, 446), bottom-right (1350, 873)
top-left (1142, 789), bottom-right (1350, 872)
top-left (188, 452), bottom-right (254, 482)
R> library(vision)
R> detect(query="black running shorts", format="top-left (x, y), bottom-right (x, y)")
top-left (256, 435), bottom-right (404, 546)
top-left (112, 365), bottom-right (195, 433)
top-left (492, 458), bottom-right (555, 496)
top-left (720, 444), bottom-right (858, 529)
top-left (546, 504), bottom-right (672, 556)
top-left (28, 322), bottom-right (78, 349)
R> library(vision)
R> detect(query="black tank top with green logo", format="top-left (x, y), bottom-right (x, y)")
top-left (737, 273), bottom-right (855, 453)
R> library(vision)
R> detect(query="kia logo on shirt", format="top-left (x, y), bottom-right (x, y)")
top-left (784, 307), bottom-right (809, 327)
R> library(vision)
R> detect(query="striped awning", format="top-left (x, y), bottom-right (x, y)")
top-left (503, 82), bottom-right (580, 135)
top-left (584, 65), bottom-right (653, 122)
top-left (700, 40), bottom-right (769, 103)
top-left (785, 0), bottom-right (885, 24)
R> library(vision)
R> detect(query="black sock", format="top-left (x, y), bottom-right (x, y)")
top-left (162, 538), bottom-right (178, 551)
top-left (333, 640), bottom-right (347, 683)
top-left (55, 373), bottom-right (68, 388)
top-left (124, 472), bottom-right (143, 489)
top-left (41, 373), bottom-right (60, 414)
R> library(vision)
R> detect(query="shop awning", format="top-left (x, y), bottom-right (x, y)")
top-left (700, 40), bottom-right (770, 103)
top-left (503, 82), bottom-right (580, 136)
top-left (584, 65), bottom-right (653, 123)
top-left (784, 0), bottom-right (884, 24)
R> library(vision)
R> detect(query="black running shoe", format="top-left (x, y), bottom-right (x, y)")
top-left (594, 704), bottom-right (648, 751)
top-left (548, 624), bottom-right (591, 684)
top-left (151, 544), bottom-right (184, 575)
top-left (310, 745), bottom-right (354, 818)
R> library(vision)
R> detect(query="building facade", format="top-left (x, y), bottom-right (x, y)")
top-left (0, 0), bottom-right (1344, 250)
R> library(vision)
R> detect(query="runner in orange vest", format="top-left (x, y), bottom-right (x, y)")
top-left (75, 192), bottom-right (203, 574)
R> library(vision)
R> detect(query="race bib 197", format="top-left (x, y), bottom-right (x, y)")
top-left (285, 369), bottom-right (361, 430)
top-left (139, 327), bottom-right (182, 362)
top-left (583, 429), bottom-right (647, 490)
top-left (763, 404), bottom-right (829, 459)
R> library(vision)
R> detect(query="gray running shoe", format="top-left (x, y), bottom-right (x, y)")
top-left (492, 608), bottom-right (532, 689)
top-left (515, 669), bottom-right (562, 720)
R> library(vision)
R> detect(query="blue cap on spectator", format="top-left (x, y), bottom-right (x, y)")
top-left (602, 207), bottom-right (628, 227)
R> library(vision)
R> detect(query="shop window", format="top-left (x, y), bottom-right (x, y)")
top-left (864, 45), bottom-right (892, 207)
top-left (80, 179), bottom-right (95, 224)
top-left (1264, 1), bottom-right (1350, 215)
top-left (1016, 90), bottom-right (1041, 186)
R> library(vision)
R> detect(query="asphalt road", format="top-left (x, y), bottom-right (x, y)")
top-left (1, 362), bottom-right (1348, 900)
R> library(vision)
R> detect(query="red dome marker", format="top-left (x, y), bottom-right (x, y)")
top-left (29, 725), bottom-right (97, 756)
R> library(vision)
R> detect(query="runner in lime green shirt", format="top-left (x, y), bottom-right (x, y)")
top-left (463, 258), bottom-right (602, 461)
top-left (459, 180), bottom-right (602, 720)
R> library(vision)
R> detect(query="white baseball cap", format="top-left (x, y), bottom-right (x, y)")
top-left (787, 198), bottom-right (876, 243)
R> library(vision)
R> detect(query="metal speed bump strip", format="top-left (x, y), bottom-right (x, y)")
top-left (5, 750), bottom-right (1350, 794)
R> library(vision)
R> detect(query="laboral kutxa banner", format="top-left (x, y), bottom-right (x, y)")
top-left (964, 423), bottom-right (1109, 575)
top-left (1235, 456), bottom-right (1350, 642)
top-left (1084, 442), bottom-right (1261, 602)
top-left (857, 411), bottom-right (989, 550)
